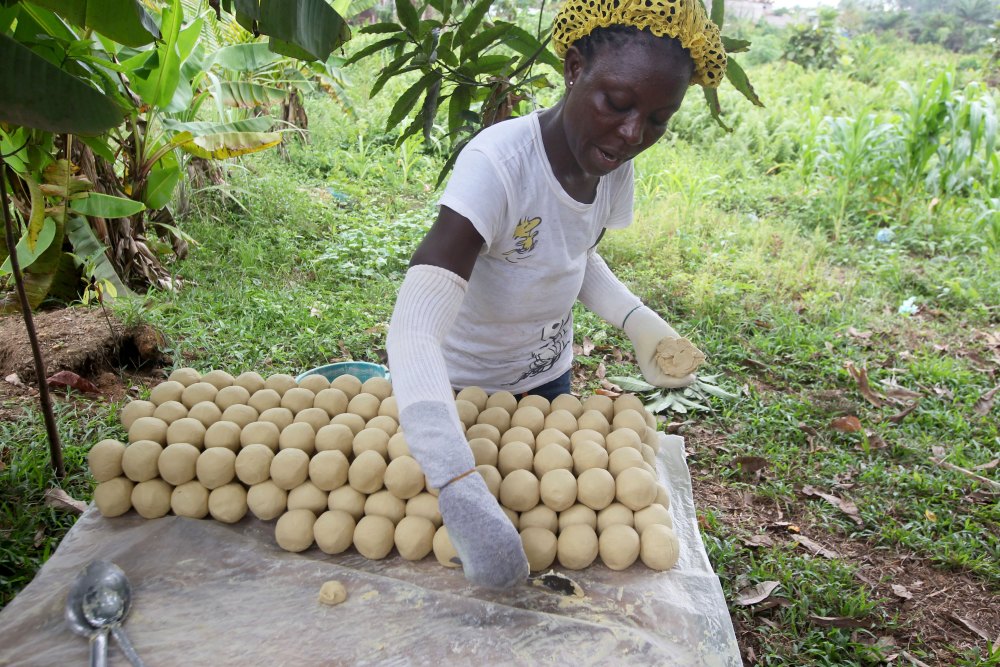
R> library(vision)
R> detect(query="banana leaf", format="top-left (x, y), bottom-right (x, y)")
top-left (176, 131), bottom-right (282, 159)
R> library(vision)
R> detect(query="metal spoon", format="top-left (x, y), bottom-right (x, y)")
top-left (80, 561), bottom-right (146, 667)
top-left (65, 561), bottom-right (110, 667)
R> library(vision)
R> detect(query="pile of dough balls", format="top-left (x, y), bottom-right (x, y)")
top-left (89, 370), bottom-right (679, 573)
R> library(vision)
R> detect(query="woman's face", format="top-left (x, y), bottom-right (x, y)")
top-left (561, 35), bottom-right (693, 178)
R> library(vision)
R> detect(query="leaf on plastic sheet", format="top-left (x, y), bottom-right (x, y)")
top-left (386, 71), bottom-right (440, 132)
top-left (606, 376), bottom-right (657, 392)
top-left (734, 581), bottom-right (780, 606)
top-left (215, 81), bottom-right (286, 107)
top-left (65, 215), bottom-right (129, 298)
top-left (177, 131), bottom-right (282, 159)
top-left (46, 370), bottom-right (101, 394)
top-left (724, 57), bottom-right (763, 108)
top-left (721, 36), bottom-right (750, 53)
top-left (70, 193), bottom-right (146, 218)
top-left (394, 0), bottom-right (418, 35)
top-left (162, 116), bottom-right (275, 136)
top-left (0, 217), bottom-right (57, 275)
top-left (0, 34), bottom-right (125, 135)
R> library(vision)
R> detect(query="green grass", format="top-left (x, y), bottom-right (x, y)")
top-left (3, 27), bottom-right (999, 664)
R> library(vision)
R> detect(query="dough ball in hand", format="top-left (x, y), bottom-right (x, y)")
top-left (654, 337), bottom-right (705, 377)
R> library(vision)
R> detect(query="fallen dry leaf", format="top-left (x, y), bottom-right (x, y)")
top-left (743, 534), bottom-right (776, 548)
top-left (750, 597), bottom-right (792, 614)
top-left (33, 527), bottom-right (46, 548)
top-left (846, 362), bottom-right (885, 407)
top-left (802, 485), bottom-right (864, 525)
top-left (595, 362), bottom-right (606, 379)
top-left (44, 488), bottom-right (87, 514)
top-left (847, 327), bottom-right (872, 339)
top-left (4, 373), bottom-right (25, 387)
top-left (973, 459), bottom-right (999, 471)
top-left (665, 420), bottom-right (694, 434)
top-left (46, 370), bottom-right (100, 395)
top-left (948, 613), bottom-right (991, 642)
top-left (809, 614), bottom-right (872, 629)
top-left (732, 455), bottom-right (768, 475)
top-left (582, 337), bottom-right (595, 356)
top-left (830, 415), bottom-right (863, 433)
top-left (885, 400), bottom-right (920, 424)
top-left (891, 584), bottom-right (913, 600)
top-left (973, 385), bottom-right (999, 417)
top-left (735, 580), bottom-right (781, 606)
top-left (791, 534), bottom-right (841, 559)
top-left (901, 650), bottom-right (933, 667)
top-left (863, 429), bottom-right (888, 449)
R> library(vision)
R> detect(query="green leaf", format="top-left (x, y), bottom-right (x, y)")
top-left (161, 117), bottom-right (275, 136)
top-left (724, 56), bottom-right (763, 107)
top-left (448, 83), bottom-right (471, 137)
top-left (697, 381), bottom-right (740, 400)
top-left (645, 393), bottom-right (677, 414)
top-left (29, 0), bottom-right (159, 46)
top-left (703, 86), bottom-right (731, 132)
top-left (25, 175), bottom-right (46, 252)
top-left (176, 131), bottom-right (282, 159)
top-left (606, 375), bottom-right (658, 392)
top-left (456, 0), bottom-right (492, 45)
top-left (344, 35), bottom-right (404, 66)
top-left (386, 71), bottom-right (440, 132)
top-left (721, 36), bottom-right (750, 53)
top-left (504, 25), bottom-right (560, 71)
top-left (710, 0), bottom-right (724, 31)
top-left (70, 193), bottom-right (146, 217)
top-left (256, 0), bottom-right (351, 62)
top-left (369, 53), bottom-right (418, 98)
top-left (211, 42), bottom-right (282, 72)
top-left (0, 217), bottom-right (57, 275)
top-left (0, 33), bottom-right (125, 135)
top-left (143, 150), bottom-right (181, 210)
top-left (395, 0), bottom-right (418, 35)
top-left (466, 53), bottom-right (513, 76)
top-left (215, 80), bottom-right (286, 107)
top-left (460, 23), bottom-right (509, 61)
top-left (267, 37), bottom-right (316, 61)
top-left (127, 0), bottom-right (183, 108)
top-left (360, 21), bottom-right (404, 34)
top-left (65, 215), bottom-right (130, 298)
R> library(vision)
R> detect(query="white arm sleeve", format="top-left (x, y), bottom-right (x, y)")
top-left (577, 252), bottom-right (643, 328)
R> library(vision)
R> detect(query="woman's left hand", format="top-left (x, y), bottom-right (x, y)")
top-left (623, 306), bottom-right (703, 388)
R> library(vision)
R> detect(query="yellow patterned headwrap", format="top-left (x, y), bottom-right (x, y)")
top-left (551, 0), bottom-right (727, 88)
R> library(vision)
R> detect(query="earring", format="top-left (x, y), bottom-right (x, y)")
top-left (568, 81), bottom-right (574, 87)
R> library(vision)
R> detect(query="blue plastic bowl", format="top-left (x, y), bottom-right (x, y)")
top-left (296, 361), bottom-right (389, 384)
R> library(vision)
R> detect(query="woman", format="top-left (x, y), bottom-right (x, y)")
top-left (385, 0), bottom-right (726, 588)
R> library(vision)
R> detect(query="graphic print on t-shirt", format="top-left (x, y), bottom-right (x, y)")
top-left (503, 216), bottom-right (541, 263)
top-left (506, 315), bottom-right (570, 386)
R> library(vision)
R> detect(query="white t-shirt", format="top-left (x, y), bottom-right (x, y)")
top-left (437, 111), bottom-right (635, 393)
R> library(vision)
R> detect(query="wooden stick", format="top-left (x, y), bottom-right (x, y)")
top-left (930, 457), bottom-right (1000, 492)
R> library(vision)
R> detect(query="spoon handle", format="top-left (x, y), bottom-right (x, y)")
top-left (112, 626), bottom-right (147, 667)
top-left (89, 628), bottom-right (109, 667)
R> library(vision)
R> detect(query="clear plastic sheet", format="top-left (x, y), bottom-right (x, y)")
top-left (0, 435), bottom-right (740, 666)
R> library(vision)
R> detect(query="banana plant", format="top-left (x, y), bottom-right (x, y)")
top-left (607, 374), bottom-right (741, 415)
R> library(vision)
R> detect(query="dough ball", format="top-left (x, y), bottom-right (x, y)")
top-left (485, 390), bottom-right (518, 414)
top-left (577, 410), bottom-right (610, 436)
top-left (347, 393), bottom-right (380, 421)
top-left (150, 380), bottom-right (184, 406)
top-left (599, 524), bottom-right (640, 570)
top-left (465, 423), bottom-right (501, 445)
top-left (558, 503), bottom-right (597, 532)
top-left (581, 394), bottom-right (614, 421)
top-left (569, 428), bottom-right (605, 451)
top-left (394, 516), bottom-right (435, 560)
top-left (533, 444), bottom-right (573, 477)
top-left (294, 407), bottom-right (331, 434)
top-left (89, 439), bottom-right (125, 482)
top-left (247, 480), bottom-right (287, 520)
top-left (234, 371), bottom-right (265, 394)
top-left (120, 400), bottom-right (155, 431)
top-left (330, 373), bottom-right (362, 399)
top-left (557, 524), bottom-right (598, 570)
top-left (314, 387), bottom-right (349, 417)
top-left (612, 409), bottom-right (648, 435)
top-left (168, 367), bottom-right (201, 387)
top-left (220, 404), bottom-right (258, 429)
top-left (405, 492), bottom-right (441, 527)
top-left (543, 409), bottom-right (578, 437)
top-left (315, 423), bottom-right (354, 456)
top-left (209, 483), bottom-right (248, 523)
top-left (328, 485), bottom-right (367, 520)
top-left (353, 515), bottom-right (395, 559)
top-left (387, 432), bottom-right (410, 460)
top-left (348, 449), bottom-right (387, 494)
top-left (166, 417), bottom-right (206, 447)
top-left (314, 511), bottom-right (355, 555)
top-left (352, 427), bottom-right (389, 459)
top-left (259, 407), bottom-right (294, 431)
top-left (204, 421), bottom-right (242, 451)
top-left (128, 417), bottom-right (167, 445)
top-left (309, 450), bottom-right (349, 491)
top-left (181, 382), bottom-right (218, 409)
top-left (510, 406), bottom-right (545, 436)
top-left (152, 401), bottom-right (188, 425)
top-left (264, 373), bottom-right (297, 396)
top-left (364, 490), bottom-right (406, 524)
top-left (597, 502), bottom-right (635, 534)
top-left (235, 443), bottom-right (275, 485)
top-left (360, 376), bottom-right (392, 401)
top-left (640, 524), bottom-right (680, 570)
top-left (613, 393), bottom-right (646, 415)
top-left (655, 484), bottom-right (670, 510)
top-left (520, 527), bottom-right (557, 571)
top-left (454, 399), bottom-right (479, 430)
top-left (577, 467), bottom-right (616, 511)
top-left (318, 580), bottom-right (347, 605)
top-left (497, 441), bottom-right (534, 477)
top-left (298, 374), bottom-right (330, 394)
top-left (384, 455), bottom-right (424, 500)
top-left (275, 508), bottom-right (316, 552)
top-left (500, 426), bottom-right (536, 450)
top-left (643, 406), bottom-right (656, 429)
top-left (608, 446), bottom-right (645, 477)
top-left (287, 481), bottom-right (329, 514)
top-left (519, 505), bottom-right (558, 533)
top-left (239, 421), bottom-right (280, 451)
top-left (278, 422), bottom-right (316, 455)
top-left (517, 394), bottom-right (551, 415)
top-left (200, 370), bottom-right (234, 390)
top-left (281, 387), bottom-right (316, 414)
top-left (121, 440), bottom-right (163, 482)
top-left (170, 480), bottom-right (209, 519)
top-left (642, 426), bottom-right (661, 452)
top-left (634, 503), bottom-right (673, 533)
top-left (539, 469), bottom-right (577, 512)
top-left (158, 443), bottom-right (201, 485)
top-left (502, 506), bottom-right (520, 530)
top-left (499, 469), bottom-right (539, 512)
top-left (377, 395), bottom-right (399, 419)
top-left (572, 439), bottom-right (609, 475)
top-left (615, 467), bottom-right (657, 511)
top-left (605, 428), bottom-right (642, 453)
top-left (432, 526), bottom-right (460, 568)
top-left (131, 479), bottom-right (173, 519)
top-left (331, 412), bottom-right (366, 435)
top-left (476, 406), bottom-right (511, 433)
top-left (535, 428), bottom-right (570, 451)
top-left (365, 415), bottom-right (398, 437)
top-left (196, 447), bottom-right (237, 489)
top-left (476, 465), bottom-right (502, 499)
top-left (550, 394), bottom-right (583, 418)
top-left (248, 388), bottom-right (281, 413)
top-left (187, 401), bottom-right (222, 428)
top-left (455, 386), bottom-right (488, 411)
top-left (469, 438), bottom-right (499, 467)
top-left (270, 448), bottom-right (310, 490)
top-left (94, 477), bottom-right (134, 517)
top-left (641, 443), bottom-right (657, 467)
